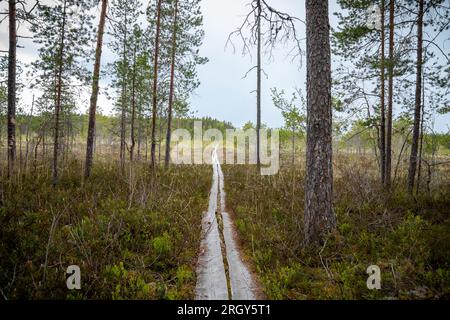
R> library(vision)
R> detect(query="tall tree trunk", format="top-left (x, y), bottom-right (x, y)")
top-left (407, 0), bottom-right (424, 193)
top-left (158, 116), bottom-right (163, 164)
top-left (416, 59), bottom-right (425, 195)
top-left (137, 113), bottom-right (142, 160)
top-left (120, 12), bottom-right (128, 171)
top-left (304, 0), bottom-right (336, 245)
top-left (130, 43), bottom-right (137, 162)
top-left (63, 118), bottom-right (70, 163)
top-left (256, 0), bottom-right (262, 171)
top-left (145, 119), bottom-right (149, 161)
top-left (85, 0), bottom-right (108, 178)
top-left (52, 0), bottom-right (67, 187)
top-left (385, 0), bottom-right (395, 188)
top-left (165, 0), bottom-right (179, 168)
top-left (151, 0), bottom-right (163, 169)
top-left (379, 0), bottom-right (386, 184)
top-left (120, 97), bottom-right (126, 168)
top-left (7, 0), bottom-right (17, 178)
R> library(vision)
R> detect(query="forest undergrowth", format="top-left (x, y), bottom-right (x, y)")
top-left (224, 154), bottom-right (450, 299)
top-left (0, 160), bottom-right (211, 299)
top-left (1, 153), bottom-right (449, 300)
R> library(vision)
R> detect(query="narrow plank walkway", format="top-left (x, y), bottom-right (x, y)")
top-left (194, 148), bottom-right (228, 299)
top-left (195, 147), bottom-right (258, 300)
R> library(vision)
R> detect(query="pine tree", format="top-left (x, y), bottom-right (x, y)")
top-left (7, 0), bottom-right (17, 178)
top-left (108, 0), bottom-right (141, 169)
top-left (85, 0), bottom-right (108, 178)
top-left (165, 0), bottom-right (180, 168)
top-left (31, 0), bottom-right (94, 186)
top-left (385, 0), bottom-right (395, 188)
top-left (164, 0), bottom-right (207, 167)
top-left (128, 24), bottom-right (150, 161)
top-left (333, 0), bottom-right (391, 184)
top-left (406, 0), bottom-right (449, 193)
top-left (150, 0), bottom-right (163, 169)
top-left (407, 0), bottom-right (424, 193)
top-left (304, 0), bottom-right (336, 245)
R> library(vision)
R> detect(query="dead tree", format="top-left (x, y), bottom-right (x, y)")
top-left (227, 0), bottom-right (302, 171)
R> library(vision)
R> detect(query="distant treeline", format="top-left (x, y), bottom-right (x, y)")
top-left (0, 113), bottom-right (234, 147)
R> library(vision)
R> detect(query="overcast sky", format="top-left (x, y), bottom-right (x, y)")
top-left (191, 0), bottom-right (308, 129)
top-left (0, 0), bottom-right (448, 132)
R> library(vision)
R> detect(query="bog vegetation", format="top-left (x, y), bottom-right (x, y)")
top-left (224, 149), bottom-right (450, 299)
top-left (1, 0), bottom-right (449, 300)
top-left (1, 162), bottom-right (211, 299)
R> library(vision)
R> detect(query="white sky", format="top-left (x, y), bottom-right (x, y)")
top-left (0, 0), bottom-right (449, 132)
top-left (191, 0), bottom-right (307, 129)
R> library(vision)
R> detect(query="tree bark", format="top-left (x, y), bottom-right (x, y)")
top-left (137, 111), bottom-right (142, 160)
top-left (416, 59), bottom-right (425, 195)
top-left (151, 0), bottom-right (163, 170)
top-left (379, 0), bottom-right (386, 185)
top-left (165, 0), bottom-right (179, 168)
top-left (7, 0), bottom-right (17, 178)
top-left (130, 42), bottom-right (137, 162)
top-left (120, 11), bottom-right (128, 171)
top-left (158, 115), bottom-right (163, 164)
top-left (52, 0), bottom-right (67, 187)
top-left (304, 0), bottom-right (336, 245)
top-left (385, 0), bottom-right (395, 188)
top-left (85, 0), bottom-right (108, 178)
top-left (407, 0), bottom-right (424, 193)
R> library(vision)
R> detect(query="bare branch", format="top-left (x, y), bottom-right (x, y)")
top-left (226, 0), bottom-right (304, 66)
